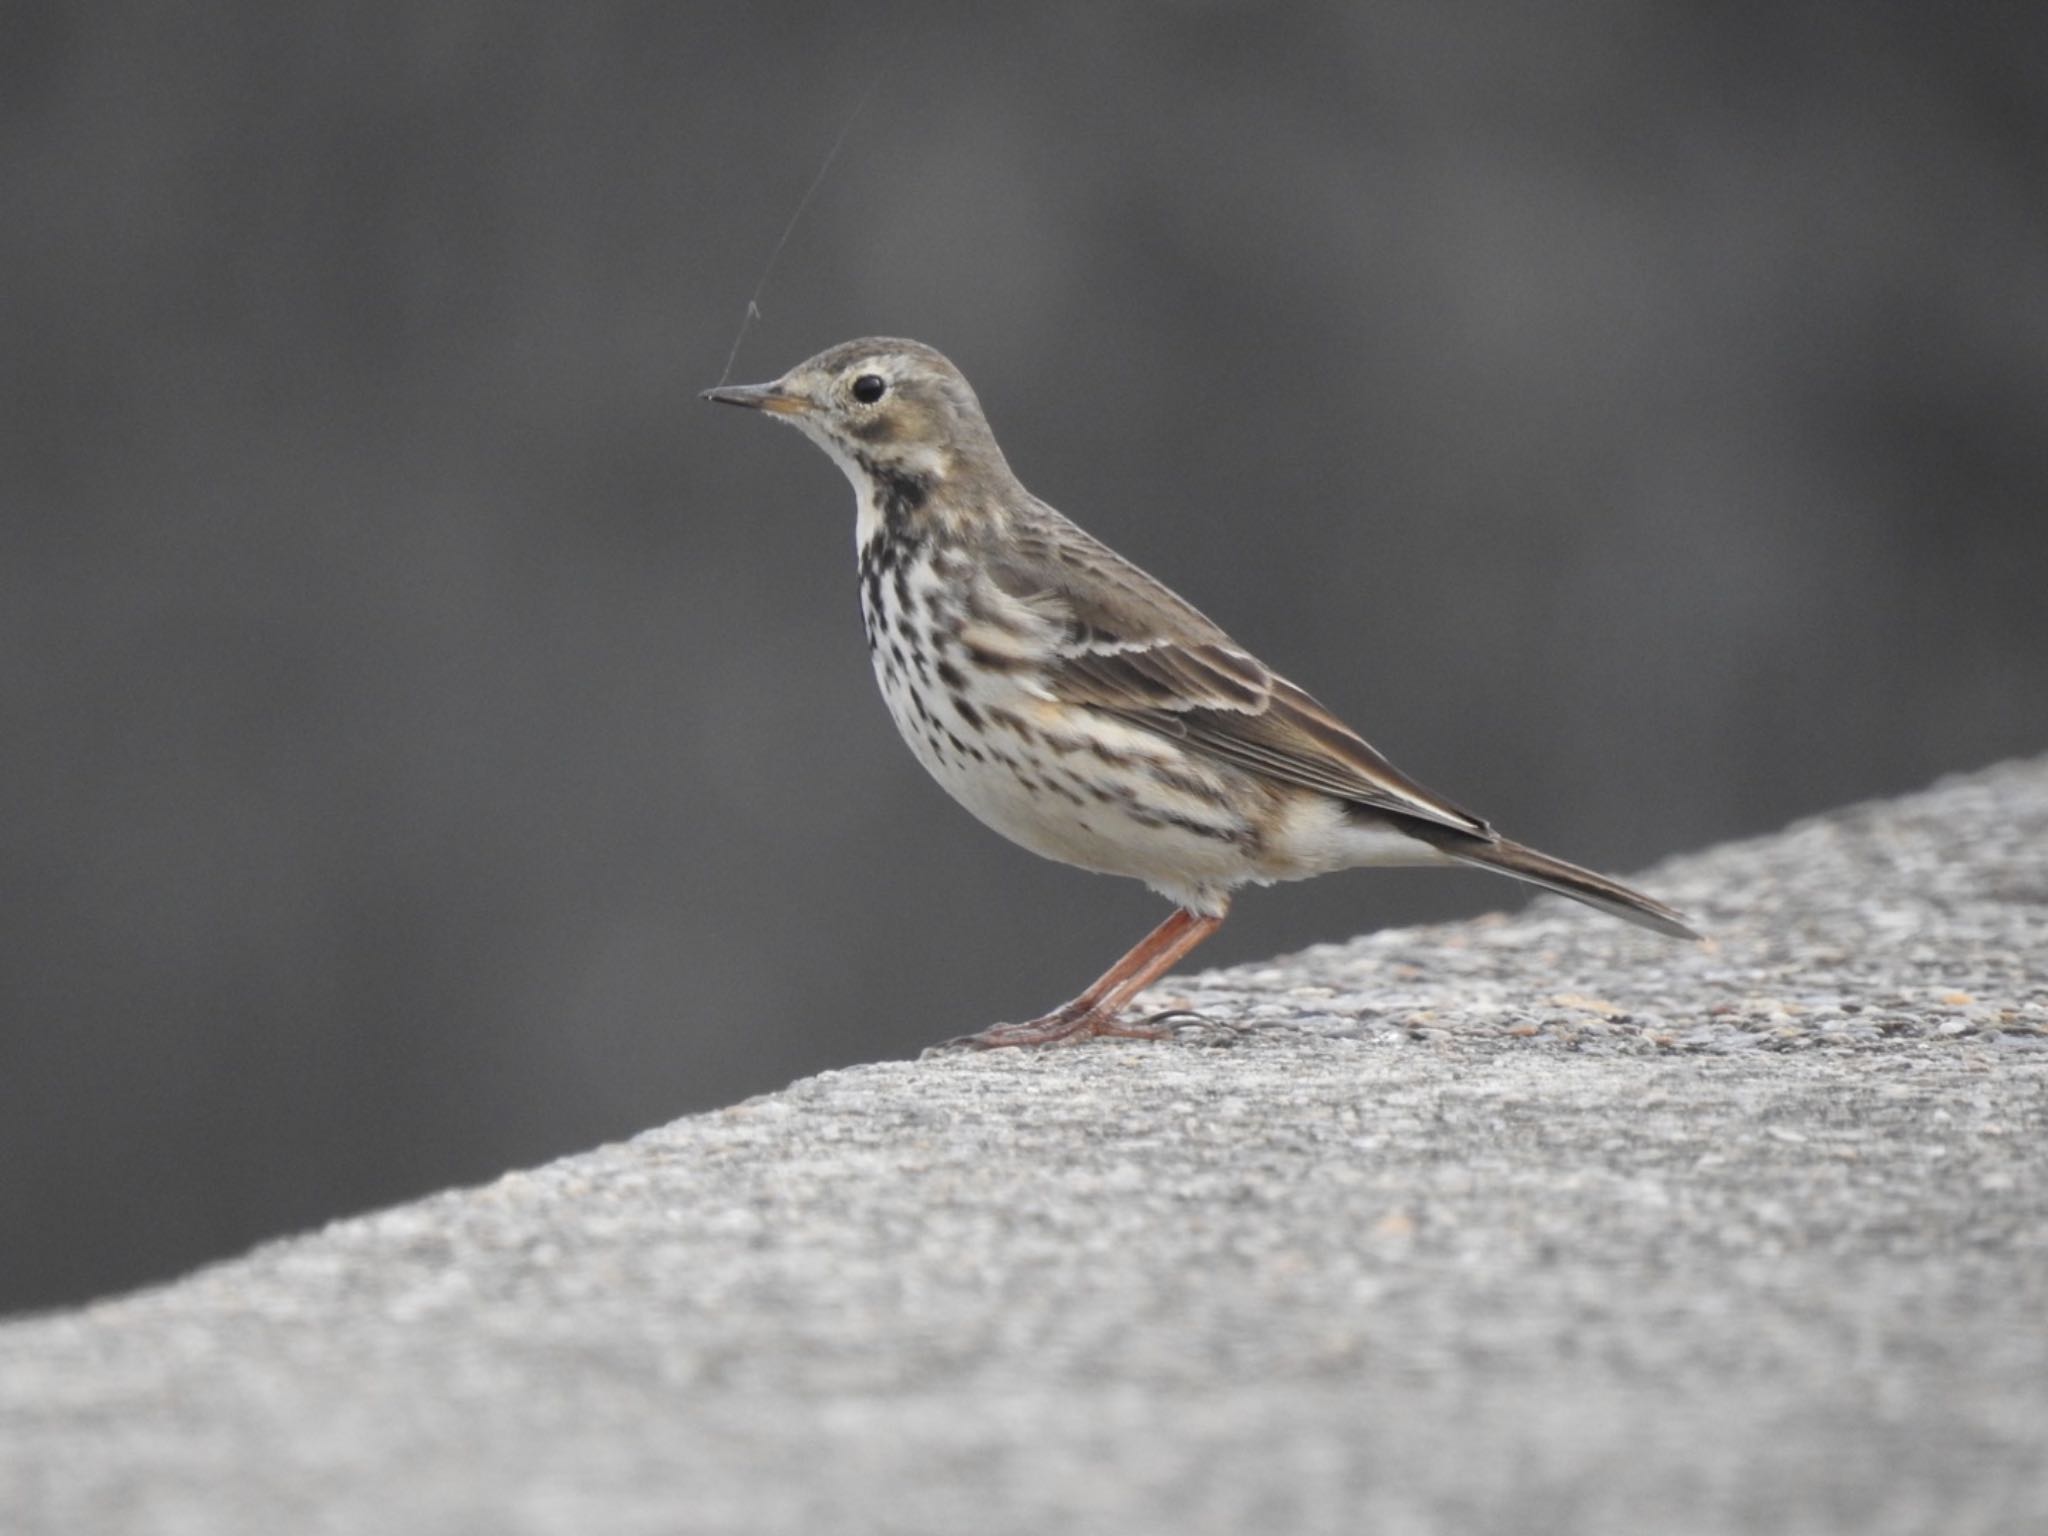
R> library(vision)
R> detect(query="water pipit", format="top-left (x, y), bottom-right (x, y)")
top-left (705, 339), bottom-right (1698, 1050)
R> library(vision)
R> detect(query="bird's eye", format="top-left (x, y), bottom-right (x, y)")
top-left (850, 374), bottom-right (888, 404)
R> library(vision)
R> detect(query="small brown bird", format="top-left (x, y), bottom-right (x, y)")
top-left (706, 339), bottom-right (1697, 1050)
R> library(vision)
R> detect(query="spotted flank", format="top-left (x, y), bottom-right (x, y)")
top-left (857, 520), bottom-right (1264, 915)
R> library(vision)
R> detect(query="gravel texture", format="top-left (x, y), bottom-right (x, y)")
top-left (4, 759), bottom-right (2046, 1535)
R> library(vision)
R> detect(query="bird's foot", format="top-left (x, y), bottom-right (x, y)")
top-left (1135, 1008), bottom-right (1249, 1048)
top-left (922, 1006), bottom-right (1173, 1057)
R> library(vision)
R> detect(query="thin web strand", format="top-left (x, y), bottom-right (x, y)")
top-left (714, 70), bottom-right (887, 388)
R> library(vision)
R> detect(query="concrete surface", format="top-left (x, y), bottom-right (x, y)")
top-left (3, 758), bottom-right (2045, 1535)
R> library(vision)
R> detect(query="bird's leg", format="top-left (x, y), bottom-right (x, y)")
top-left (938, 907), bottom-right (1225, 1051)
top-left (1075, 909), bottom-right (1227, 1038)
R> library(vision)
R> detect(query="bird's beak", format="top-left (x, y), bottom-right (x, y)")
top-left (700, 380), bottom-right (811, 416)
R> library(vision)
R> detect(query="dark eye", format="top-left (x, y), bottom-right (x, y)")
top-left (851, 374), bottom-right (887, 404)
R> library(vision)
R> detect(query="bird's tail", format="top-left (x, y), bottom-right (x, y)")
top-left (1431, 834), bottom-right (1701, 940)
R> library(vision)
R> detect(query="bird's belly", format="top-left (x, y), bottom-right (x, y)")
top-left (863, 629), bottom-right (1260, 901)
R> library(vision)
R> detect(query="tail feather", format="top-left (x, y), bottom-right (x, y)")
top-left (1436, 835), bottom-right (1701, 940)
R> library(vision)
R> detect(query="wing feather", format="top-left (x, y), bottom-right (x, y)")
top-left (980, 503), bottom-right (1489, 836)
top-left (1060, 646), bottom-right (1486, 835)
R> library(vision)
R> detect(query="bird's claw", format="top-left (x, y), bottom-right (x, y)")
top-left (1137, 1008), bottom-right (1248, 1048)
top-left (920, 1018), bottom-right (1089, 1055)
top-left (921, 1006), bottom-right (1246, 1057)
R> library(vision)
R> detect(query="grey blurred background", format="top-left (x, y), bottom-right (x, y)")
top-left (5, 2), bottom-right (2044, 1315)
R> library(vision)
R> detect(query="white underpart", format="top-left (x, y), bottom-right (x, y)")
top-left (1260, 794), bottom-right (1453, 879)
top-left (868, 564), bottom-right (1243, 911)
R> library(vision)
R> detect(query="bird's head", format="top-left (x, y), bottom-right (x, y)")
top-left (703, 338), bottom-right (1014, 514)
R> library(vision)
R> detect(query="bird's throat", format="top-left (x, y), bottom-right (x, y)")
top-left (853, 457), bottom-right (936, 547)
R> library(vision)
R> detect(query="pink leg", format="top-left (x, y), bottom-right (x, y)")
top-left (940, 906), bottom-right (1226, 1051)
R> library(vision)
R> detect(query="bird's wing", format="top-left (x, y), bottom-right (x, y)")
top-left (983, 514), bottom-right (1490, 837)
top-left (1060, 648), bottom-right (1490, 836)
